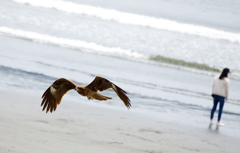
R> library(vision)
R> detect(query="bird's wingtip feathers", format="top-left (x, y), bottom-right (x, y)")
top-left (41, 87), bottom-right (58, 113)
top-left (114, 85), bottom-right (131, 109)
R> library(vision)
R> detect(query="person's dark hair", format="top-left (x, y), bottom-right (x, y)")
top-left (219, 68), bottom-right (230, 80)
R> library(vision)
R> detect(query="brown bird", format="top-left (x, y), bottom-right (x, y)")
top-left (41, 76), bottom-right (131, 113)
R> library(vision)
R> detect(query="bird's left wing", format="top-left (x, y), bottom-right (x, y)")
top-left (86, 76), bottom-right (112, 92)
top-left (41, 78), bottom-right (77, 113)
top-left (86, 76), bottom-right (131, 109)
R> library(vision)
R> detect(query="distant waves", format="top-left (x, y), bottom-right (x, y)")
top-left (0, 26), bottom-right (226, 74)
top-left (13, 0), bottom-right (240, 43)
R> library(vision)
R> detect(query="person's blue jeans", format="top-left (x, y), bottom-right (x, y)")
top-left (210, 95), bottom-right (225, 121)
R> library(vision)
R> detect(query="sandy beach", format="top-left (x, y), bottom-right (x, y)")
top-left (0, 89), bottom-right (239, 153)
top-left (1, 0), bottom-right (240, 152)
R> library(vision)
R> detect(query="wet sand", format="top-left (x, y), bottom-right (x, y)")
top-left (0, 89), bottom-right (239, 153)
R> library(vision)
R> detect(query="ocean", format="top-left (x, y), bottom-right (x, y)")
top-left (0, 0), bottom-right (240, 138)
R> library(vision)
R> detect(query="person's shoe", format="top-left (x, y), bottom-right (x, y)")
top-left (217, 122), bottom-right (225, 127)
top-left (210, 121), bottom-right (214, 125)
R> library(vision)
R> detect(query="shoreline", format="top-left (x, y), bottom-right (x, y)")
top-left (0, 89), bottom-right (239, 153)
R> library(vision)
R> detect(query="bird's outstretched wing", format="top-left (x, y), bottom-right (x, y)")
top-left (41, 78), bottom-right (77, 113)
top-left (86, 76), bottom-right (131, 109)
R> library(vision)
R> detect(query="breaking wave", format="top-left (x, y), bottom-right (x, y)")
top-left (13, 0), bottom-right (240, 43)
top-left (0, 26), bottom-right (147, 59)
top-left (0, 26), bottom-right (227, 73)
top-left (150, 55), bottom-right (220, 72)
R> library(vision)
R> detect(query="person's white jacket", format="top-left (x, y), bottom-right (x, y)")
top-left (212, 76), bottom-right (230, 100)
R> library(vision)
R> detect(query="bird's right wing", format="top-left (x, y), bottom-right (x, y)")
top-left (41, 78), bottom-right (77, 113)
top-left (86, 76), bottom-right (112, 92)
top-left (86, 76), bottom-right (131, 109)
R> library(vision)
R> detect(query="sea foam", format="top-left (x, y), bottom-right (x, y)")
top-left (13, 0), bottom-right (240, 43)
top-left (0, 26), bottom-right (147, 59)
top-left (0, 26), bottom-right (229, 74)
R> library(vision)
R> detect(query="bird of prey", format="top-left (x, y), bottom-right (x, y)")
top-left (41, 76), bottom-right (131, 113)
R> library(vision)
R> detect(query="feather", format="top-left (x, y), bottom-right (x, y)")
top-left (41, 78), bottom-right (76, 113)
top-left (91, 93), bottom-right (112, 101)
top-left (86, 76), bottom-right (131, 109)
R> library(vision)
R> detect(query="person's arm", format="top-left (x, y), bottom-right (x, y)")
top-left (212, 78), bottom-right (215, 97)
top-left (225, 79), bottom-right (230, 100)
top-left (212, 77), bottom-right (216, 93)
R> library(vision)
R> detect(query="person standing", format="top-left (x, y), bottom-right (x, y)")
top-left (210, 68), bottom-right (230, 127)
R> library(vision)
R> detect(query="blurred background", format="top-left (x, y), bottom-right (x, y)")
top-left (0, 0), bottom-right (240, 138)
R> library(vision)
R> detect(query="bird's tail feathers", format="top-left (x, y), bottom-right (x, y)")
top-left (91, 93), bottom-right (112, 101)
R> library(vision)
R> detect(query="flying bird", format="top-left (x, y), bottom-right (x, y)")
top-left (41, 76), bottom-right (131, 113)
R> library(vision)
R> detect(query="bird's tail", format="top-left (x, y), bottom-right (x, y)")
top-left (91, 93), bottom-right (112, 101)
